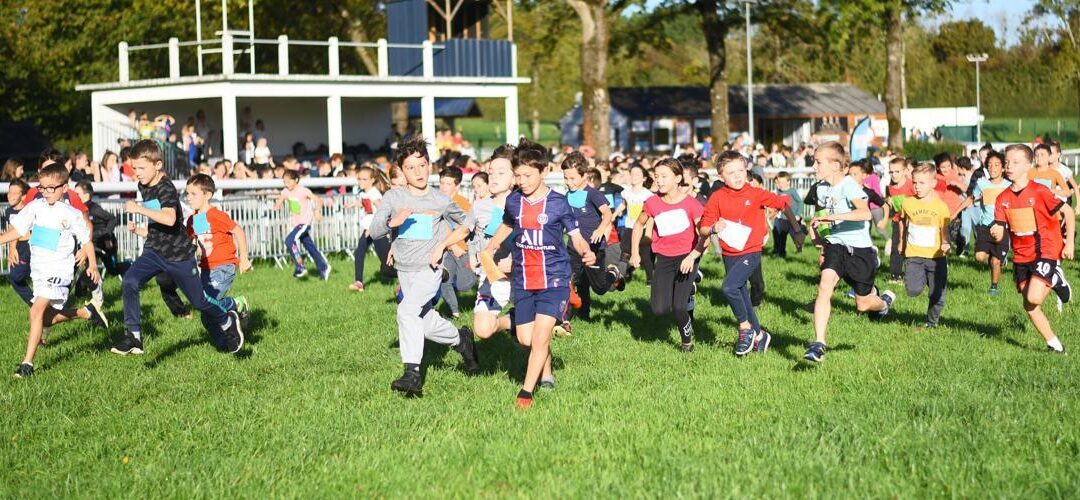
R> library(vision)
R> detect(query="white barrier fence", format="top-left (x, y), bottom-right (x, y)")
top-left (0, 172), bottom-right (823, 277)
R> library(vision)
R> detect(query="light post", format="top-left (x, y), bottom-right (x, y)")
top-left (966, 53), bottom-right (988, 144)
top-left (744, 0), bottom-right (756, 146)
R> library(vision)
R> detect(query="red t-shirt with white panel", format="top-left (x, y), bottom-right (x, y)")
top-left (644, 194), bottom-right (704, 257)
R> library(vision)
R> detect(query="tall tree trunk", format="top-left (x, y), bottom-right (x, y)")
top-left (884, 3), bottom-right (904, 151)
top-left (567, 0), bottom-right (611, 158)
top-left (697, 0), bottom-right (730, 147)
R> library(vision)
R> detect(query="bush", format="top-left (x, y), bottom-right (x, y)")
top-left (901, 140), bottom-right (966, 162)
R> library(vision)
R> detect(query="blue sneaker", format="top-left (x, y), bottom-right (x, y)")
top-left (754, 328), bottom-right (772, 353)
top-left (845, 288), bottom-right (856, 299)
top-left (804, 342), bottom-right (826, 362)
top-left (734, 328), bottom-right (756, 356)
top-left (876, 290), bottom-right (896, 319)
top-left (988, 285), bottom-right (999, 297)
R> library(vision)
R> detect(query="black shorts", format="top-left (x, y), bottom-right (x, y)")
top-left (821, 242), bottom-right (878, 296)
top-left (1014, 258), bottom-right (1058, 292)
top-left (974, 225), bottom-right (1009, 261)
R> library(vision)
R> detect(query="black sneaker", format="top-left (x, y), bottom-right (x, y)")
top-left (1052, 267), bottom-right (1072, 304)
top-left (110, 333), bottom-right (144, 355)
top-left (13, 362), bottom-right (33, 379)
top-left (222, 311), bottom-right (245, 354)
top-left (607, 264), bottom-right (626, 292)
top-left (454, 327), bottom-right (479, 374)
top-left (390, 369), bottom-right (423, 396)
top-left (804, 342), bottom-right (826, 363)
top-left (86, 302), bottom-right (109, 330)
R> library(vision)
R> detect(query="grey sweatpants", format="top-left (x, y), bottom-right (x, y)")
top-left (905, 256), bottom-right (948, 326)
top-left (398, 266), bottom-right (460, 364)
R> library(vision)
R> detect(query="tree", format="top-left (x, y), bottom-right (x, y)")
top-left (1031, 1), bottom-right (1080, 133)
top-left (930, 20), bottom-right (998, 63)
top-left (566, 0), bottom-right (612, 158)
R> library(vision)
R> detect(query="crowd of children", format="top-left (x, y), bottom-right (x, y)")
top-left (2, 136), bottom-right (1075, 412)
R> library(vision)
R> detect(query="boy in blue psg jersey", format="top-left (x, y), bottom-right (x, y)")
top-left (486, 139), bottom-right (595, 409)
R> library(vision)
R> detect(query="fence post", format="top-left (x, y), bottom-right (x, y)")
top-left (118, 42), bottom-right (129, 82)
top-left (422, 40), bottom-right (433, 78)
top-left (168, 37), bottom-right (180, 79)
top-left (328, 37), bottom-right (340, 77)
top-left (222, 34), bottom-right (234, 75)
top-left (278, 35), bottom-right (289, 75)
top-left (377, 38), bottom-right (388, 77)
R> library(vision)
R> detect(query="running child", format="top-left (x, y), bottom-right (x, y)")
top-left (273, 170), bottom-right (330, 280)
top-left (990, 144), bottom-right (1075, 353)
top-left (560, 151), bottom-right (622, 324)
top-left (113, 140), bottom-right (244, 355)
top-left (588, 167), bottom-right (627, 290)
top-left (1, 164), bottom-right (108, 378)
top-left (4, 179), bottom-right (33, 305)
top-left (436, 166), bottom-right (477, 318)
top-left (346, 165), bottom-right (391, 292)
top-left (470, 145), bottom-right (517, 341)
top-left (620, 164), bottom-right (655, 283)
top-left (952, 150), bottom-right (1010, 295)
top-left (878, 157), bottom-right (915, 283)
top-left (699, 151), bottom-right (802, 356)
top-left (183, 174), bottom-right (252, 322)
top-left (900, 165), bottom-right (951, 328)
top-left (485, 139), bottom-right (596, 409)
top-left (73, 182), bottom-right (125, 277)
top-left (804, 142), bottom-right (896, 363)
top-left (369, 136), bottom-right (478, 396)
top-left (771, 171), bottom-right (805, 257)
top-left (629, 158), bottom-right (705, 352)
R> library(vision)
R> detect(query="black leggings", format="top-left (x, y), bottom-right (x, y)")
top-left (889, 222), bottom-right (903, 279)
top-left (650, 253), bottom-right (698, 342)
top-left (354, 233), bottom-right (392, 284)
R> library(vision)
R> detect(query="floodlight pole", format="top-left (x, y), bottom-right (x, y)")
top-left (966, 53), bottom-right (988, 144)
top-left (744, 0), bottom-right (756, 146)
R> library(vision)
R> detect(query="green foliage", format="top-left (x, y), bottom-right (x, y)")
top-left (3, 248), bottom-right (1080, 496)
top-left (930, 20), bottom-right (997, 63)
top-left (902, 139), bottom-right (965, 160)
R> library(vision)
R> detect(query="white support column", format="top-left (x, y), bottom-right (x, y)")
top-left (327, 95), bottom-right (343, 156)
top-left (510, 44), bottom-right (518, 78)
top-left (505, 92), bottom-right (520, 144)
top-left (278, 35), bottom-right (289, 75)
top-left (222, 34), bottom-right (234, 75)
top-left (168, 37), bottom-right (180, 79)
top-left (222, 94), bottom-right (239, 161)
top-left (90, 97), bottom-right (106, 160)
top-left (118, 42), bottom-right (129, 82)
top-left (422, 40), bottom-right (434, 78)
top-left (377, 38), bottom-right (389, 77)
top-left (328, 37), bottom-right (340, 77)
top-left (421, 95), bottom-right (436, 157)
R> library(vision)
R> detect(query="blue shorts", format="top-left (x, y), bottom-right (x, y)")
top-left (475, 279), bottom-right (511, 314)
top-left (512, 286), bottom-right (570, 325)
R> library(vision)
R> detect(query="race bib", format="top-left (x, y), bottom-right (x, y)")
top-left (567, 190), bottom-right (588, 209)
top-left (192, 213), bottom-right (211, 235)
top-left (654, 208), bottom-right (690, 237)
top-left (907, 224), bottom-right (938, 248)
top-left (485, 207), bottom-right (504, 237)
top-left (287, 199), bottom-right (302, 215)
top-left (142, 199), bottom-right (161, 212)
top-left (29, 225), bottom-right (61, 251)
top-left (604, 194), bottom-right (615, 207)
top-left (399, 214), bottom-right (434, 240)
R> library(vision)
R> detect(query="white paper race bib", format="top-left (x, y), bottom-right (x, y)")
top-left (654, 208), bottom-right (690, 237)
top-left (907, 224), bottom-right (937, 248)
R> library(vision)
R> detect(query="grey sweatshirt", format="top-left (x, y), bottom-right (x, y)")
top-left (369, 187), bottom-right (472, 272)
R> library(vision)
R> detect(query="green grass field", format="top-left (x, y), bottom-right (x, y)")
top-left (983, 117), bottom-right (1080, 147)
top-left (2, 246), bottom-right (1079, 497)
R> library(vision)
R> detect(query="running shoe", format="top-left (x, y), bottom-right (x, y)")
top-left (804, 342), bottom-right (826, 363)
top-left (110, 333), bottom-right (144, 355)
top-left (13, 362), bottom-right (33, 379)
top-left (391, 370), bottom-right (423, 396)
top-left (734, 328), bottom-right (757, 356)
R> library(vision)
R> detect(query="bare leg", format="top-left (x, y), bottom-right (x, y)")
top-left (1024, 280), bottom-right (1057, 342)
top-left (813, 270), bottom-right (840, 343)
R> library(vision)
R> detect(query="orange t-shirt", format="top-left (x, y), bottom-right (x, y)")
top-left (452, 193), bottom-right (471, 252)
top-left (1030, 167), bottom-right (1068, 195)
top-left (934, 173), bottom-right (965, 214)
top-left (186, 207), bottom-right (239, 269)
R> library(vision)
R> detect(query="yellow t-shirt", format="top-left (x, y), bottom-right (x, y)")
top-left (901, 195), bottom-right (950, 259)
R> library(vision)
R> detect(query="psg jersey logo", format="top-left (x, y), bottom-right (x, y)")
top-left (536, 213), bottom-right (549, 225)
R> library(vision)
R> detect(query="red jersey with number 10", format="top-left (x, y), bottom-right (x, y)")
top-left (993, 182), bottom-right (1064, 263)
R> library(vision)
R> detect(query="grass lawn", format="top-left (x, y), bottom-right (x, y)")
top-left (2, 246), bottom-right (1079, 497)
top-left (983, 117), bottom-right (1080, 148)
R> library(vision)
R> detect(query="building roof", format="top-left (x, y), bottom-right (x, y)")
top-left (607, 83), bottom-right (885, 120)
top-left (407, 98), bottom-right (483, 119)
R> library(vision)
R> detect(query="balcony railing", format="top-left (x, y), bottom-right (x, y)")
top-left (116, 34), bottom-right (518, 83)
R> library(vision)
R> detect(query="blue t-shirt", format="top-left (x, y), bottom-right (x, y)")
top-left (566, 187), bottom-right (609, 247)
top-left (503, 189), bottom-right (580, 291)
top-left (822, 176), bottom-right (873, 248)
top-left (971, 177), bottom-right (1011, 226)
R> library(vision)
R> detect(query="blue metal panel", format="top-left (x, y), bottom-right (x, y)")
top-left (432, 39), bottom-right (513, 77)
top-left (387, 0), bottom-right (426, 76)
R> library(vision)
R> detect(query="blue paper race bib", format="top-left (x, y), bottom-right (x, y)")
top-left (567, 190), bottom-right (588, 209)
top-left (29, 225), bottom-right (61, 251)
top-left (605, 194), bottom-right (615, 207)
top-left (485, 207), bottom-right (505, 237)
top-left (192, 213), bottom-right (211, 235)
top-left (142, 199), bottom-right (162, 211)
top-left (399, 214), bottom-right (434, 240)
